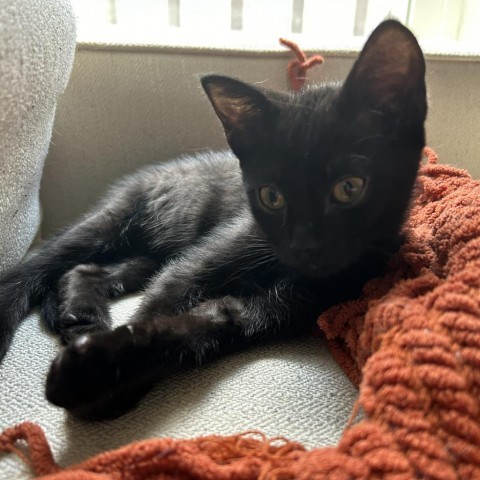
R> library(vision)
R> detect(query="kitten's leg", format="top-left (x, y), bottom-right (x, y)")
top-left (46, 286), bottom-right (316, 420)
top-left (45, 221), bottom-right (314, 419)
top-left (42, 257), bottom-right (159, 343)
top-left (0, 186), bottom-right (147, 361)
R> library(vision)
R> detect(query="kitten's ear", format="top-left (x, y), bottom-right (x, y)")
top-left (201, 75), bottom-right (276, 156)
top-left (340, 20), bottom-right (426, 121)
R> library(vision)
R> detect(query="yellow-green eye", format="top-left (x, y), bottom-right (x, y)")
top-left (332, 177), bottom-right (365, 203)
top-left (259, 186), bottom-right (285, 210)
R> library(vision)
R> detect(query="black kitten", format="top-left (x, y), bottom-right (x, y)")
top-left (0, 20), bottom-right (426, 420)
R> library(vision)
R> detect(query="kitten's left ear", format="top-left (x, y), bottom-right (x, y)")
top-left (340, 20), bottom-right (427, 122)
top-left (201, 75), bottom-right (277, 157)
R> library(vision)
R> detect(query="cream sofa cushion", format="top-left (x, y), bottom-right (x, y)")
top-left (0, 0), bottom-right (75, 271)
top-left (0, 295), bottom-right (357, 478)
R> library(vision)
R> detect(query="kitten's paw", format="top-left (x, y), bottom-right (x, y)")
top-left (42, 284), bottom-right (112, 344)
top-left (45, 327), bottom-right (152, 420)
top-left (57, 306), bottom-right (111, 344)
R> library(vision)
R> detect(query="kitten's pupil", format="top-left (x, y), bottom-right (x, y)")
top-left (259, 186), bottom-right (285, 211)
top-left (332, 177), bottom-right (365, 204)
top-left (344, 181), bottom-right (354, 195)
top-left (268, 189), bottom-right (278, 204)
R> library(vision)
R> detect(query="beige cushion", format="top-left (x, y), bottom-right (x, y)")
top-left (0, 295), bottom-right (358, 478)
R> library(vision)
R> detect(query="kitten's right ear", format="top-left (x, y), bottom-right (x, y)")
top-left (201, 75), bottom-right (276, 156)
top-left (340, 20), bottom-right (427, 123)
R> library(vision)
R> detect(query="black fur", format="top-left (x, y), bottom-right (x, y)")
top-left (0, 20), bottom-right (427, 419)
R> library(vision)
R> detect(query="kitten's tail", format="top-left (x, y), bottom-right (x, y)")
top-left (0, 257), bottom-right (51, 361)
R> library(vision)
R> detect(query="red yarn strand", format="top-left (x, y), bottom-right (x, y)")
top-left (279, 38), bottom-right (324, 91)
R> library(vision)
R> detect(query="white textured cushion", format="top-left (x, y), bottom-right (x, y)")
top-left (0, 0), bottom-right (75, 271)
top-left (0, 295), bottom-right (358, 479)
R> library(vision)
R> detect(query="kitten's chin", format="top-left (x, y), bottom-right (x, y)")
top-left (279, 255), bottom-right (347, 279)
top-left (295, 264), bottom-right (327, 279)
top-left (272, 244), bottom-right (358, 279)
top-left (297, 263), bottom-right (345, 279)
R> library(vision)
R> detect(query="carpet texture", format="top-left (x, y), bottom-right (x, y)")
top-left (2, 149), bottom-right (479, 479)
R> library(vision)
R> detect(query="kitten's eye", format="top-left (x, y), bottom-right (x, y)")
top-left (258, 186), bottom-right (285, 211)
top-left (332, 177), bottom-right (365, 204)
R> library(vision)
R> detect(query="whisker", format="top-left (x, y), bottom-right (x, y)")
top-left (348, 154), bottom-right (370, 162)
top-left (352, 134), bottom-right (387, 146)
top-left (367, 108), bottom-right (387, 118)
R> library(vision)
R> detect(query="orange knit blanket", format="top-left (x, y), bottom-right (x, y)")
top-left (2, 148), bottom-right (480, 479)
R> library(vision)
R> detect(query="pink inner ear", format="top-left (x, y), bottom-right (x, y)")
top-left (222, 98), bottom-right (249, 126)
top-left (216, 96), bottom-right (261, 131)
top-left (203, 76), bottom-right (271, 138)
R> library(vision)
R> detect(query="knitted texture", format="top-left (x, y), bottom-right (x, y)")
top-left (1, 148), bottom-right (480, 479)
top-left (279, 38), bottom-right (324, 91)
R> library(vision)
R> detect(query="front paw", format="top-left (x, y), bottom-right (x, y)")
top-left (42, 289), bottom-right (111, 344)
top-left (57, 306), bottom-right (111, 344)
top-left (45, 327), bottom-right (152, 420)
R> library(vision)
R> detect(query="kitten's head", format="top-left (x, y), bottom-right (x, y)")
top-left (202, 20), bottom-right (427, 278)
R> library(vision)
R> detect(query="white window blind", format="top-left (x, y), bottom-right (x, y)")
top-left (71, 0), bottom-right (480, 53)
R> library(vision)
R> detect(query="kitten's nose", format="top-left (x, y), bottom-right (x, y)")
top-left (298, 248), bottom-right (320, 263)
top-left (289, 225), bottom-right (320, 251)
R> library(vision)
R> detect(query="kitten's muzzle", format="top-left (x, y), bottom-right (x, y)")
top-left (281, 244), bottom-right (354, 278)
top-left (288, 224), bottom-right (321, 251)
top-left (280, 247), bottom-right (324, 274)
top-left (296, 248), bottom-right (321, 263)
